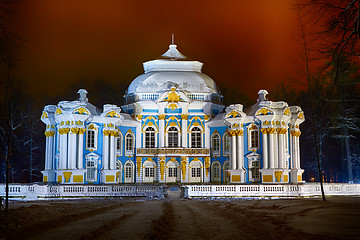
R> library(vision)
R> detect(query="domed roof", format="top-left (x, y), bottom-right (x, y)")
top-left (126, 44), bottom-right (219, 96)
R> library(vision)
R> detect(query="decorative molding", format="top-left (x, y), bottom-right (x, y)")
top-left (136, 157), bottom-right (142, 177)
top-left (181, 157), bottom-right (187, 181)
top-left (160, 158), bottom-right (165, 181)
top-left (205, 157), bottom-right (210, 177)
top-left (73, 107), bottom-right (90, 115)
top-left (158, 114), bottom-right (166, 120)
top-left (137, 148), bottom-right (209, 155)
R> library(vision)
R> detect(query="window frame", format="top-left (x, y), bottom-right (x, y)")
top-left (86, 125), bottom-right (98, 151)
top-left (125, 133), bottom-right (134, 155)
top-left (223, 132), bottom-right (230, 155)
top-left (116, 133), bottom-right (123, 156)
top-left (167, 126), bottom-right (180, 148)
top-left (144, 126), bottom-right (156, 148)
top-left (190, 126), bottom-right (202, 148)
top-left (211, 133), bottom-right (221, 156)
top-left (248, 125), bottom-right (260, 151)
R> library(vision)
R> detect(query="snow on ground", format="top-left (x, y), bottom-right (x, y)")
top-left (1, 197), bottom-right (360, 240)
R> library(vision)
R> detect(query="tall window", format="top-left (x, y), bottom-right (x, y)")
top-left (223, 133), bottom-right (230, 153)
top-left (125, 133), bottom-right (134, 154)
top-left (168, 127), bottom-right (178, 147)
top-left (212, 162), bottom-right (221, 182)
top-left (211, 133), bottom-right (220, 154)
top-left (191, 127), bottom-right (202, 148)
top-left (145, 127), bottom-right (155, 148)
top-left (249, 159), bottom-right (260, 182)
top-left (86, 129), bottom-right (96, 149)
top-left (249, 129), bottom-right (259, 149)
top-left (116, 135), bottom-right (122, 154)
top-left (125, 162), bottom-right (132, 179)
top-left (86, 159), bottom-right (96, 181)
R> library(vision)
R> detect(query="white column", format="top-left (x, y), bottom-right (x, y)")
top-left (278, 131), bottom-right (284, 169)
top-left (77, 129), bottom-right (84, 169)
top-left (269, 131), bottom-right (275, 169)
top-left (49, 133), bottom-right (55, 170)
top-left (59, 128), bottom-right (69, 169)
top-left (274, 131), bottom-right (279, 169)
top-left (296, 135), bottom-right (301, 169)
top-left (290, 134), bottom-right (296, 169)
top-left (236, 132), bottom-right (243, 170)
top-left (159, 115), bottom-right (165, 148)
top-left (230, 131), bottom-right (237, 170)
top-left (68, 129), bottom-right (77, 169)
top-left (261, 129), bottom-right (268, 169)
top-left (109, 134), bottom-right (115, 170)
top-left (44, 134), bottom-right (50, 169)
top-left (181, 116), bottom-right (187, 148)
top-left (103, 133), bottom-right (109, 170)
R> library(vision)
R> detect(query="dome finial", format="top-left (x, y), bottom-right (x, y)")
top-left (171, 33), bottom-right (174, 45)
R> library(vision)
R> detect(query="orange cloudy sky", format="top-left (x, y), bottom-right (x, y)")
top-left (12, 0), bottom-right (300, 100)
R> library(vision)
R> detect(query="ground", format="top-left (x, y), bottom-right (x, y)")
top-left (1, 195), bottom-right (360, 240)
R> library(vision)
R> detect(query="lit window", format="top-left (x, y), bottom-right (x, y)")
top-left (145, 127), bottom-right (156, 148)
top-left (191, 127), bottom-right (202, 148)
top-left (125, 133), bottom-right (134, 154)
top-left (168, 127), bottom-right (178, 147)
top-left (86, 129), bottom-right (96, 149)
top-left (211, 133), bottom-right (220, 153)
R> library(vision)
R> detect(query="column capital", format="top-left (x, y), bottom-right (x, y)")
top-left (235, 130), bottom-right (244, 136)
top-left (159, 114), bottom-right (166, 120)
top-left (78, 128), bottom-right (86, 134)
top-left (290, 130), bottom-right (301, 137)
top-left (44, 131), bottom-right (56, 137)
top-left (103, 130), bottom-right (111, 136)
top-left (58, 128), bottom-right (70, 135)
top-left (70, 127), bottom-right (79, 134)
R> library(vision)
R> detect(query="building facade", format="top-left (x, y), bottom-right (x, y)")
top-left (41, 43), bottom-right (305, 184)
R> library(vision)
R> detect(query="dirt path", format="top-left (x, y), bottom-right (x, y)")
top-left (2, 197), bottom-right (360, 240)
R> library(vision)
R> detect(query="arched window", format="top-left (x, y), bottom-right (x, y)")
top-left (124, 161), bottom-right (134, 183)
top-left (168, 127), bottom-right (178, 147)
top-left (116, 135), bottom-right (122, 154)
top-left (212, 162), bottom-right (221, 182)
top-left (211, 133), bottom-right (220, 155)
top-left (145, 127), bottom-right (156, 148)
top-left (223, 133), bottom-right (230, 154)
top-left (125, 133), bottom-right (134, 155)
top-left (143, 160), bottom-right (156, 183)
top-left (86, 129), bottom-right (96, 149)
top-left (223, 161), bottom-right (230, 183)
top-left (249, 126), bottom-right (259, 150)
top-left (191, 127), bottom-right (202, 148)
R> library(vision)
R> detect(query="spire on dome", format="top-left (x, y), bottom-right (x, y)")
top-left (160, 34), bottom-right (187, 60)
